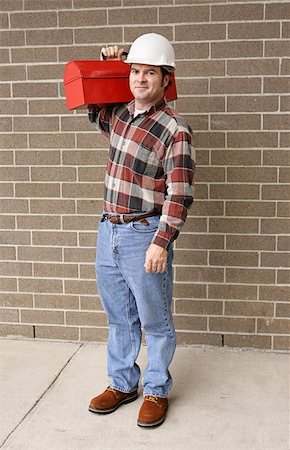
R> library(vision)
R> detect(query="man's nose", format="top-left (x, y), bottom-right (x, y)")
top-left (137, 72), bottom-right (146, 82)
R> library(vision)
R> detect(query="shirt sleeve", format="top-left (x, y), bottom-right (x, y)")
top-left (152, 126), bottom-right (196, 249)
top-left (88, 105), bottom-right (116, 138)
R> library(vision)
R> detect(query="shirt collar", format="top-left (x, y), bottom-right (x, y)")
top-left (127, 99), bottom-right (166, 118)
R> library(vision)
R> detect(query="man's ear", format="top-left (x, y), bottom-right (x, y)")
top-left (162, 73), bottom-right (170, 89)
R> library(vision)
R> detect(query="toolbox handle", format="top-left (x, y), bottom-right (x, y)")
top-left (101, 51), bottom-right (128, 61)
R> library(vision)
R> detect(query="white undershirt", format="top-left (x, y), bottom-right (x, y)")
top-left (134, 108), bottom-right (147, 118)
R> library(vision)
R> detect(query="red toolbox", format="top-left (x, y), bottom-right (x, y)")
top-left (63, 60), bottom-right (177, 110)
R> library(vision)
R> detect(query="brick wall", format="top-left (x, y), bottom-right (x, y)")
top-left (0, 0), bottom-right (289, 351)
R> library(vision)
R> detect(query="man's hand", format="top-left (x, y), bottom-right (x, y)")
top-left (145, 244), bottom-right (168, 273)
top-left (101, 45), bottom-right (124, 60)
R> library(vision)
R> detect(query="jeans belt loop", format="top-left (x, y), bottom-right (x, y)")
top-left (119, 214), bottom-right (125, 224)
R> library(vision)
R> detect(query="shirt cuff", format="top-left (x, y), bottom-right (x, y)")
top-left (152, 230), bottom-right (174, 250)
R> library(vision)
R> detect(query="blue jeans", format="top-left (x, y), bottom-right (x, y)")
top-left (95, 213), bottom-right (176, 398)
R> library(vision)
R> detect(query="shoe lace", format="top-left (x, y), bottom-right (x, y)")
top-left (145, 396), bottom-right (161, 406)
top-left (107, 386), bottom-right (121, 398)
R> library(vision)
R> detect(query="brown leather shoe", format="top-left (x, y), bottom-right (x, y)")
top-left (137, 396), bottom-right (168, 428)
top-left (89, 387), bottom-right (138, 414)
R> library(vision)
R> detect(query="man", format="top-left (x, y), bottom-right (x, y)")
top-left (88, 33), bottom-right (195, 428)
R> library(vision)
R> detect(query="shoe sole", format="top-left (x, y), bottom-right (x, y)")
top-left (88, 392), bottom-right (138, 414)
top-left (137, 407), bottom-right (168, 428)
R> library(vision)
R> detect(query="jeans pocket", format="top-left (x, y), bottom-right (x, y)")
top-left (130, 217), bottom-right (159, 234)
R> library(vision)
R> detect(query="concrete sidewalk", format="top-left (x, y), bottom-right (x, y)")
top-left (0, 339), bottom-right (289, 450)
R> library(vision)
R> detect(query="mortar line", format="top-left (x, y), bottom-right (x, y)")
top-left (0, 343), bottom-right (83, 448)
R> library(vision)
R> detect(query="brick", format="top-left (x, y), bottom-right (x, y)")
top-left (19, 278), bottom-right (63, 293)
top-left (261, 219), bottom-right (290, 234)
top-left (62, 150), bottom-right (107, 166)
top-left (124, 26), bottom-right (173, 44)
top-left (196, 168), bottom-right (225, 183)
top-left (14, 117), bottom-right (59, 132)
top-left (64, 279), bottom-right (97, 295)
top-left (177, 79), bottom-right (208, 97)
top-left (211, 78), bottom-right (261, 95)
top-left (210, 317), bottom-right (255, 333)
top-left (13, 82), bottom-right (58, 98)
top-left (259, 286), bottom-right (290, 302)
top-left (212, 41), bottom-right (263, 59)
top-left (173, 283), bottom-right (206, 299)
top-left (10, 12), bottom-right (57, 28)
top-left (281, 59), bottom-right (290, 75)
top-left (0, 0), bottom-right (23, 10)
top-left (176, 332), bottom-right (222, 347)
top-left (78, 168), bottom-right (105, 182)
top-left (226, 235), bottom-right (275, 251)
top-left (66, 311), bottom-right (106, 327)
top-left (77, 200), bottom-right (102, 215)
top-left (257, 318), bottom-right (290, 334)
top-left (35, 326), bottom-right (79, 341)
top-left (176, 24), bottom-right (225, 41)
top-left (174, 249), bottom-right (207, 266)
top-left (278, 202), bottom-right (290, 217)
top-left (226, 268), bottom-right (275, 285)
top-left (0, 262), bottom-right (31, 276)
top-left (263, 150), bottom-right (290, 166)
top-left (278, 270), bottom-right (290, 285)
top-left (176, 267), bottom-right (224, 283)
top-left (0, 117), bottom-right (12, 131)
top-left (25, 0), bottom-right (72, 10)
top-left (263, 185), bottom-right (290, 201)
top-left (178, 97), bottom-right (225, 114)
top-left (189, 200), bottom-right (224, 217)
top-left (266, 2), bottom-right (290, 19)
top-left (174, 316), bottom-right (207, 331)
top-left (175, 300), bottom-right (222, 315)
top-left (195, 132), bottom-right (225, 149)
top-left (180, 218), bottom-right (207, 232)
top-left (224, 335), bottom-right (271, 350)
top-left (59, 10), bottom-right (106, 27)
top-left (0, 100), bottom-right (27, 115)
top-left (62, 216), bottom-right (97, 231)
top-left (0, 65), bottom-right (26, 81)
top-left (228, 167), bottom-right (277, 183)
top-left (109, 7), bottom-right (157, 25)
top-left (17, 215), bottom-right (61, 230)
top-left (177, 61), bottom-right (225, 78)
top-left (21, 309), bottom-right (64, 324)
top-left (212, 3), bottom-right (263, 21)
top-left (15, 183), bottom-right (60, 198)
top-left (225, 202), bottom-right (275, 218)
top-left (210, 251), bottom-right (258, 268)
top-left (276, 303), bottom-right (290, 318)
top-left (210, 184), bottom-right (260, 200)
top-left (29, 134), bottom-right (75, 149)
top-left (80, 296), bottom-right (102, 310)
top-left (264, 114), bottom-right (290, 130)
top-left (64, 248), bottom-right (95, 263)
top-left (227, 96), bottom-right (278, 113)
top-left (265, 41), bottom-right (290, 58)
top-left (18, 246), bottom-right (62, 262)
top-left (176, 234), bottom-right (224, 250)
top-left (1, 293), bottom-right (33, 309)
top-left (0, 324), bottom-right (34, 339)
top-left (26, 29), bottom-right (73, 46)
top-left (225, 301), bottom-right (274, 317)
top-left (59, 45), bottom-right (99, 63)
top-left (0, 308), bottom-right (19, 322)
top-left (31, 167), bottom-right (76, 182)
top-left (61, 116), bottom-right (93, 132)
top-left (283, 22), bottom-right (290, 39)
top-left (77, 134), bottom-right (112, 150)
top-left (0, 183), bottom-right (13, 196)
top-left (281, 132), bottom-right (290, 148)
top-left (75, 26), bottom-right (122, 44)
top-left (27, 64), bottom-right (64, 80)
top-left (211, 114), bottom-right (261, 130)
top-left (273, 336), bottom-right (290, 351)
top-left (12, 48), bottom-right (57, 64)
top-left (80, 264), bottom-right (95, 280)
top-left (0, 168), bottom-right (29, 183)
top-left (16, 150), bottom-right (60, 166)
top-left (29, 100), bottom-right (69, 115)
top-left (281, 96), bottom-right (290, 112)
top-left (0, 278), bottom-right (17, 291)
top-left (0, 12), bottom-right (8, 28)
top-left (0, 30), bottom-right (25, 46)
top-left (228, 22), bottom-right (280, 40)
top-left (62, 183), bottom-right (103, 199)
top-left (278, 236), bottom-right (290, 251)
top-left (208, 284), bottom-right (257, 301)
top-left (34, 263), bottom-right (78, 278)
top-left (0, 82), bottom-right (10, 96)
top-left (34, 294), bottom-right (79, 310)
top-left (0, 230), bottom-right (31, 245)
top-left (264, 77), bottom-right (290, 94)
top-left (80, 327), bottom-right (108, 342)
top-left (32, 231), bottom-right (77, 247)
top-left (227, 59), bottom-right (279, 76)
top-left (0, 216), bottom-right (15, 229)
top-left (211, 150), bottom-right (261, 166)
top-left (209, 218), bottom-right (259, 234)
top-left (228, 132), bottom-right (278, 148)
top-left (160, 5), bottom-right (209, 23)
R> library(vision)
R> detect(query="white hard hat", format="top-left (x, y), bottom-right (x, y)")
top-left (125, 33), bottom-right (176, 69)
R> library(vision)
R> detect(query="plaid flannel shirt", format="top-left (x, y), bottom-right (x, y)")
top-left (89, 100), bottom-right (195, 249)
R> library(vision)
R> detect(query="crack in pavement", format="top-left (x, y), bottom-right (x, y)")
top-left (0, 343), bottom-right (83, 448)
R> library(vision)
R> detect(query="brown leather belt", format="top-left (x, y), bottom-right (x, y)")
top-left (101, 210), bottom-right (160, 225)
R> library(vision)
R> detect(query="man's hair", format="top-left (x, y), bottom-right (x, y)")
top-left (160, 66), bottom-right (172, 90)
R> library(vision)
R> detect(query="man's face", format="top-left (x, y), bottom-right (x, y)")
top-left (129, 64), bottom-right (169, 109)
